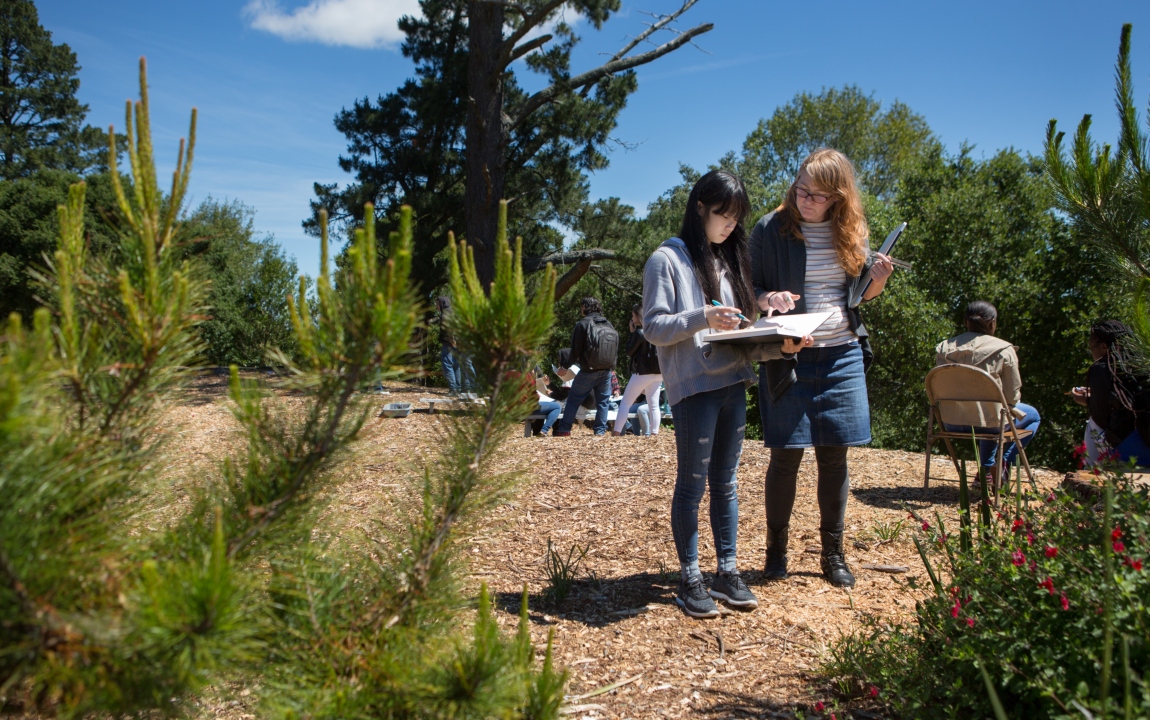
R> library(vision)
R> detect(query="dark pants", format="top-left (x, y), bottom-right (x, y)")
top-left (553, 369), bottom-right (611, 435)
top-left (765, 446), bottom-right (850, 534)
top-left (670, 383), bottom-right (747, 578)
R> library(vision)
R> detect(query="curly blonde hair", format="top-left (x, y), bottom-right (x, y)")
top-left (777, 148), bottom-right (869, 277)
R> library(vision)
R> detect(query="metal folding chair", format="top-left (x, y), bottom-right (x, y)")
top-left (924, 364), bottom-right (1036, 500)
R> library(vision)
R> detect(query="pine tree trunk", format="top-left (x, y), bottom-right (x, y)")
top-left (464, 0), bottom-right (506, 292)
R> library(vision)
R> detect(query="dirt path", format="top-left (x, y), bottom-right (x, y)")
top-left (164, 378), bottom-right (1064, 719)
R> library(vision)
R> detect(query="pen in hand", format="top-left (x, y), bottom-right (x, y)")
top-left (711, 300), bottom-right (749, 323)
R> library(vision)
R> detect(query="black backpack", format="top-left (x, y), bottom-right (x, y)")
top-left (584, 317), bottom-right (619, 370)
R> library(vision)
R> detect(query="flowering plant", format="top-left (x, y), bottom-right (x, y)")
top-left (826, 465), bottom-right (1149, 719)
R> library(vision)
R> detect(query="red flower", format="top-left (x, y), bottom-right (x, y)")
top-left (1012, 550), bottom-right (1026, 566)
top-left (869, 685), bottom-right (880, 698)
top-left (922, 521), bottom-right (930, 531)
top-left (1093, 467), bottom-right (1101, 476)
top-left (1011, 518), bottom-right (1024, 532)
top-left (1045, 546), bottom-right (1058, 559)
top-left (1061, 593), bottom-right (1070, 611)
top-left (951, 599), bottom-right (961, 618)
top-left (1114, 541), bottom-right (1126, 553)
top-left (1073, 442), bottom-right (1086, 458)
top-left (906, 513), bottom-right (914, 520)
top-left (950, 585), bottom-right (961, 596)
top-left (1040, 577), bottom-right (1055, 595)
top-left (1046, 491), bottom-right (1056, 503)
top-left (1123, 557), bottom-right (1143, 571)
top-left (996, 512), bottom-right (1004, 520)
top-left (814, 701), bottom-right (825, 712)
top-left (967, 617), bottom-right (976, 627)
top-left (1112, 528), bottom-right (1123, 541)
top-left (1026, 531), bottom-right (1036, 546)
top-left (1028, 560), bottom-right (1038, 573)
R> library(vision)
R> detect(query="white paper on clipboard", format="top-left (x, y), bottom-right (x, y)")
top-left (849, 222), bottom-right (907, 307)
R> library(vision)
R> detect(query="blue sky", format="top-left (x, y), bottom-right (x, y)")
top-left (38, 0), bottom-right (1150, 279)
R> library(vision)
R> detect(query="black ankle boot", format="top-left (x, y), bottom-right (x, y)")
top-left (820, 529), bottom-right (855, 588)
top-left (763, 525), bottom-right (789, 580)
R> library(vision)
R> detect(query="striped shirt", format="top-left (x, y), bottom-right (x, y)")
top-left (800, 221), bottom-right (856, 347)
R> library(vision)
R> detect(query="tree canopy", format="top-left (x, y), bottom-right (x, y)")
top-left (0, 0), bottom-right (108, 180)
top-left (311, 0), bottom-right (710, 291)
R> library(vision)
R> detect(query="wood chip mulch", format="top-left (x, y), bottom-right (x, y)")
top-left (154, 376), bottom-right (1065, 720)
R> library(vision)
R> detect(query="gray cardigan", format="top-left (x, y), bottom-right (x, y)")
top-left (642, 237), bottom-right (784, 406)
top-left (749, 212), bottom-right (875, 400)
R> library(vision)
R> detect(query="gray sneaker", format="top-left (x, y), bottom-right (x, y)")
top-left (675, 574), bottom-right (720, 618)
top-left (710, 571), bottom-right (759, 609)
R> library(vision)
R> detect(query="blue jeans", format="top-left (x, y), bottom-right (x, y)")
top-left (537, 400), bottom-right (561, 434)
top-left (670, 383), bottom-right (747, 578)
top-left (440, 345), bottom-right (475, 394)
top-left (945, 402), bottom-right (1041, 468)
top-left (554, 369), bottom-right (611, 435)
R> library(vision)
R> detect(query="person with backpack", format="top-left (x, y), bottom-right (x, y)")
top-left (552, 297), bottom-right (618, 437)
top-left (612, 303), bottom-right (663, 436)
top-left (644, 170), bottom-right (811, 619)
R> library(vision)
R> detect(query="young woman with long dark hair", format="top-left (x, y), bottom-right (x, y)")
top-left (643, 170), bottom-right (810, 618)
top-left (749, 148), bottom-right (893, 588)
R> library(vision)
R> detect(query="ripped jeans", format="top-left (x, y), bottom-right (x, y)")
top-left (669, 383), bottom-right (747, 579)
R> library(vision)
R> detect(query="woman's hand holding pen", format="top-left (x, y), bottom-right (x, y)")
top-left (705, 304), bottom-right (743, 331)
top-left (757, 291), bottom-right (800, 317)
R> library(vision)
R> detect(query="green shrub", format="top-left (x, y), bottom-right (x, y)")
top-left (825, 474), bottom-right (1150, 718)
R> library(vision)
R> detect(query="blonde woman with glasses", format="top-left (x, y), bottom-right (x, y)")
top-left (748, 148), bottom-right (894, 589)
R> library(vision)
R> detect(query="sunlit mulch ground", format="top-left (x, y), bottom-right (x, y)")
top-left (156, 374), bottom-right (1064, 720)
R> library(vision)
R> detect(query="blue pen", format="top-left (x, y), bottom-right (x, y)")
top-left (711, 299), bottom-right (749, 323)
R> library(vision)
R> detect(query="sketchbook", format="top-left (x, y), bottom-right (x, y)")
top-left (702, 311), bottom-right (833, 345)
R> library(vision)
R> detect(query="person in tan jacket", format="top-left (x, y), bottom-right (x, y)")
top-left (934, 300), bottom-right (1041, 480)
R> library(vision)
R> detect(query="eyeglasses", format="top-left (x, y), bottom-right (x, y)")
top-left (795, 186), bottom-right (832, 204)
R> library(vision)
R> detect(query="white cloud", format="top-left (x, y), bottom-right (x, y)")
top-left (244, 0), bottom-right (422, 49)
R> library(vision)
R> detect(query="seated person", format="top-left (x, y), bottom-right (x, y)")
top-left (1071, 320), bottom-right (1150, 466)
top-left (529, 367), bottom-right (562, 437)
top-left (935, 301), bottom-right (1041, 482)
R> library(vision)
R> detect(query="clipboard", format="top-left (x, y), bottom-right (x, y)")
top-left (849, 222), bottom-right (906, 308)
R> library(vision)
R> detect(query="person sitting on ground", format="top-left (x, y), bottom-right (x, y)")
top-left (1070, 320), bottom-right (1150, 466)
top-left (613, 303), bottom-right (663, 437)
top-left (552, 297), bottom-right (618, 437)
top-left (935, 300), bottom-right (1040, 484)
top-left (526, 366), bottom-right (562, 437)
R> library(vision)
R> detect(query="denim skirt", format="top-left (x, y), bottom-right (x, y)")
top-left (759, 342), bottom-right (871, 448)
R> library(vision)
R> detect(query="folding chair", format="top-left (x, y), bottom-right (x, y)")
top-left (924, 364), bottom-right (1036, 499)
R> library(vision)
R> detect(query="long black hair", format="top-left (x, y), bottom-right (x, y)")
top-left (1091, 320), bottom-right (1140, 412)
top-left (678, 170), bottom-right (756, 322)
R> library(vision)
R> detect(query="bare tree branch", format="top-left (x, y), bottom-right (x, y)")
top-left (522, 248), bottom-right (617, 273)
top-left (508, 33), bottom-right (551, 64)
top-left (554, 259), bottom-right (595, 300)
top-left (509, 21), bottom-right (713, 129)
top-left (614, 0), bottom-right (700, 64)
top-left (500, 0), bottom-right (566, 63)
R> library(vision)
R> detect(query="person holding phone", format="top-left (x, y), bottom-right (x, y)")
top-left (643, 170), bottom-right (810, 618)
top-left (748, 148), bottom-right (893, 588)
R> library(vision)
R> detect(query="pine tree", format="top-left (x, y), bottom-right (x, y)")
top-left (2, 58), bottom-right (565, 718)
top-left (0, 0), bottom-right (108, 179)
top-left (312, 0), bottom-right (710, 291)
top-left (1046, 23), bottom-right (1150, 365)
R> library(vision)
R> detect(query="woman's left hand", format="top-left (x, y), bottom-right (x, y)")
top-left (861, 253), bottom-right (894, 300)
top-left (781, 334), bottom-right (814, 354)
top-left (871, 253), bottom-right (894, 281)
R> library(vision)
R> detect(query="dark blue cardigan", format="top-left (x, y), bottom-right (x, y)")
top-left (749, 211), bottom-right (875, 400)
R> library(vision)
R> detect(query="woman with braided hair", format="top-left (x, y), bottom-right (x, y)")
top-left (1071, 320), bottom-right (1150, 466)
